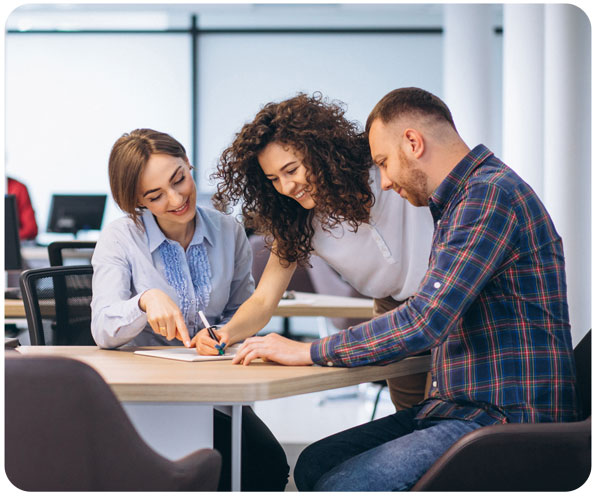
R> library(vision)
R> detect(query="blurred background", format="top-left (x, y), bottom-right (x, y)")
top-left (2, 2), bottom-right (592, 344)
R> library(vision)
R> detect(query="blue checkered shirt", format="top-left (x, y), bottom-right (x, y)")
top-left (311, 145), bottom-right (578, 426)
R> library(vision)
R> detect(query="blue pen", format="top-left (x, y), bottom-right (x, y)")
top-left (198, 311), bottom-right (225, 355)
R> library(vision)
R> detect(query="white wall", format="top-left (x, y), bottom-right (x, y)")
top-left (197, 32), bottom-right (443, 189)
top-left (4, 33), bottom-right (191, 238)
top-left (2, 3), bottom-right (591, 342)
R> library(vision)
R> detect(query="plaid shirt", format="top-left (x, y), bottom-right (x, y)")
top-left (311, 145), bottom-right (578, 426)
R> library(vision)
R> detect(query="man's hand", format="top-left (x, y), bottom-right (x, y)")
top-left (232, 333), bottom-right (314, 366)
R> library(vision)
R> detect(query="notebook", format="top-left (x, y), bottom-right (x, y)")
top-left (134, 344), bottom-right (241, 362)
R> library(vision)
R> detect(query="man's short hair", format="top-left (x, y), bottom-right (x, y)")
top-left (366, 87), bottom-right (457, 133)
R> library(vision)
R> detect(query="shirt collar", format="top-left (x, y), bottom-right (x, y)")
top-left (143, 206), bottom-right (217, 253)
top-left (428, 144), bottom-right (494, 221)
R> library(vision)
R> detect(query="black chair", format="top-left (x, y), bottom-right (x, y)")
top-left (19, 265), bottom-right (95, 345)
top-left (5, 354), bottom-right (221, 491)
top-left (411, 330), bottom-right (591, 491)
top-left (47, 240), bottom-right (96, 266)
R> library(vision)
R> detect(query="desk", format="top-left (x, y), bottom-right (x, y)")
top-left (5, 292), bottom-right (374, 320)
top-left (4, 299), bottom-right (25, 319)
top-left (20, 245), bottom-right (94, 264)
top-left (16, 345), bottom-right (430, 490)
top-left (273, 291), bottom-right (373, 319)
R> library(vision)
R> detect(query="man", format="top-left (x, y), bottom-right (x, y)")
top-left (232, 87), bottom-right (579, 491)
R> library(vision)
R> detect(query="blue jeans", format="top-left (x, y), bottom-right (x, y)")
top-left (294, 406), bottom-right (481, 491)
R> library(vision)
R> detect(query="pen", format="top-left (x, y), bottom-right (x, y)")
top-left (198, 310), bottom-right (226, 355)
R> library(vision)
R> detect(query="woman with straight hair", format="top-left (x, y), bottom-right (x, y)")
top-left (91, 128), bottom-right (289, 491)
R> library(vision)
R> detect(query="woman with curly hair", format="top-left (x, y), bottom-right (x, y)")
top-left (195, 93), bottom-right (434, 410)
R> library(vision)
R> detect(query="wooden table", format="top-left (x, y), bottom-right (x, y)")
top-left (16, 345), bottom-right (430, 490)
top-left (4, 299), bottom-right (25, 319)
top-left (5, 291), bottom-right (374, 320)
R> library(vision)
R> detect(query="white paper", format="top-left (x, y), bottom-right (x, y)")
top-left (134, 345), bottom-right (240, 362)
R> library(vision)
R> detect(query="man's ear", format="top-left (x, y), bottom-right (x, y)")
top-left (404, 128), bottom-right (425, 159)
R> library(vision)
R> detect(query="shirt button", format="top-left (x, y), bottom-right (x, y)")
top-left (432, 381), bottom-right (438, 388)
top-left (327, 361), bottom-right (333, 367)
top-left (436, 220), bottom-right (441, 226)
top-left (433, 282), bottom-right (441, 289)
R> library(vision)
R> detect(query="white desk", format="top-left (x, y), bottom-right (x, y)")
top-left (273, 291), bottom-right (373, 319)
top-left (16, 345), bottom-right (430, 490)
top-left (5, 291), bottom-right (374, 321)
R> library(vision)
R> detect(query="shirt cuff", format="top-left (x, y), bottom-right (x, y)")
top-left (310, 336), bottom-right (339, 367)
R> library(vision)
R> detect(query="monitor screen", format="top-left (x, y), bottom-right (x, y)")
top-left (5, 194), bottom-right (23, 270)
top-left (46, 194), bottom-right (107, 236)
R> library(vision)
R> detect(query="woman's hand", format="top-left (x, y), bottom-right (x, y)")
top-left (138, 289), bottom-right (191, 346)
top-left (190, 327), bottom-right (231, 356)
top-left (232, 333), bottom-right (314, 366)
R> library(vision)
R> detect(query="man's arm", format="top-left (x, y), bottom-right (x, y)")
top-left (312, 182), bottom-right (520, 367)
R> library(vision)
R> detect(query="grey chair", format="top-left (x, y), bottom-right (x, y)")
top-left (5, 354), bottom-right (221, 491)
top-left (47, 240), bottom-right (96, 266)
top-left (249, 234), bottom-right (317, 339)
top-left (19, 265), bottom-right (95, 345)
top-left (411, 330), bottom-right (591, 491)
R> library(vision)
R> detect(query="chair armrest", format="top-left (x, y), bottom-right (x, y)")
top-left (411, 418), bottom-right (591, 491)
top-left (172, 448), bottom-right (222, 491)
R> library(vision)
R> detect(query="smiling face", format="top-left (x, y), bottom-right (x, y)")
top-left (137, 153), bottom-right (197, 233)
top-left (369, 118), bottom-right (430, 207)
top-left (258, 142), bottom-right (316, 209)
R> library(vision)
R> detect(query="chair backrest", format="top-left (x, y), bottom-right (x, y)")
top-left (574, 330), bottom-right (591, 419)
top-left (5, 354), bottom-right (221, 491)
top-left (248, 234), bottom-right (316, 293)
top-left (47, 240), bottom-right (96, 266)
top-left (410, 329), bottom-right (592, 492)
top-left (19, 265), bottom-right (94, 345)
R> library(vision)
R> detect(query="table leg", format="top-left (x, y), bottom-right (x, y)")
top-left (231, 404), bottom-right (243, 491)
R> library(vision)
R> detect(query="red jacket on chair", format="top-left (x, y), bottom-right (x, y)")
top-left (7, 177), bottom-right (38, 240)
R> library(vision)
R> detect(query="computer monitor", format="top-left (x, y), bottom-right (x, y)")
top-left (46, 194), bottom-right (107, 237)
top-left (5, 194), bottom-right (23, 270)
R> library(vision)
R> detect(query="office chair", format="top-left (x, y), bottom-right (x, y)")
top-left (411, 329), bottom-right (591, 491)
top-left (5, 354), bottom-right (221, 491)
top-left (48, 240), bottom-right (96, 266)
top-left (19, 265), bottom-right (95, 345)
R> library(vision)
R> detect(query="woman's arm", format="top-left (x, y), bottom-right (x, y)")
top-left (90, 235), bottom-right (149, 349)
top-left (192, 249), bottom-right (296, 354)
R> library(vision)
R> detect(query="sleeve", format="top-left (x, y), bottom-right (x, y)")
top-left (311, 182), bottom-right (520, 367)
top-left (216, 220), bottom-right (255, 325)
top-left (90, 227), bottom-right (148, 349)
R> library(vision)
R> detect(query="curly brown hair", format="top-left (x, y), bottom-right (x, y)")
top-left (211, 93), bottom-right (374, 266)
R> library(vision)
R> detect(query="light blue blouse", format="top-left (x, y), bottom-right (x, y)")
top-left (91, 206), bottom-right (254, 348)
